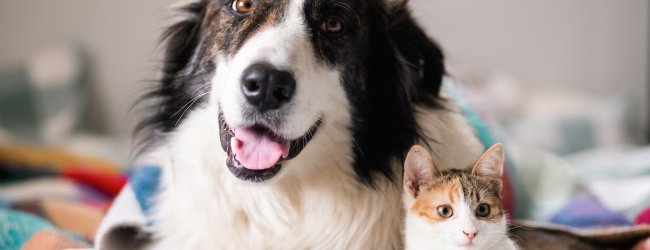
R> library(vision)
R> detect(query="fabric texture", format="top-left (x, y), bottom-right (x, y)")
top-left (0, 208), bottom-right (54, 250)
top-left (551, 194), bottom-right (632, 228)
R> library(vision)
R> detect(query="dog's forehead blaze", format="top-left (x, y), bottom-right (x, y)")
top-left (202, 0), bottom-right (295, 56)
top-left (203, 0), bottom-right (368, 60)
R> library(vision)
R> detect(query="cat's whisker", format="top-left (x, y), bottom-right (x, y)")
top-left (507, 223), bottom-right (533, 231)
top-left (506, 232), bottom-right (524, 242)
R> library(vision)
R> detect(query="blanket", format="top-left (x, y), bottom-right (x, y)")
top-left (1, 79), bottom-right (649, 249)
top-left (0, 144), bottom-right (126, 250)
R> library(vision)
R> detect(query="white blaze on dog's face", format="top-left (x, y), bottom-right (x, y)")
top-left (207, 0), bottom-right (358, 182)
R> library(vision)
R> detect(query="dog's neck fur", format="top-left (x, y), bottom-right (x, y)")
top-left (144, 96), bottom-right (483, 249)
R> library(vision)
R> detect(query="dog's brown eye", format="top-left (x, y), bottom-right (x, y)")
top-left (232, 0), bottom-right (254, 14)
top-left (437, 205), bottom-right (453, 218)
top-left (321, 16), bottom-right (345, 34)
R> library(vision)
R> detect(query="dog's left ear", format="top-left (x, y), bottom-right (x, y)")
top-left (385, 2), bottom-right (445, 99)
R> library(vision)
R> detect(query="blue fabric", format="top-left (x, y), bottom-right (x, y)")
top-left (551, 194), bottom-right (631, 228)
top-left (130, 165), bottom-right (161, 224)
top-left (0, 208), bottom-right (55, 250)
top-left (444, 81), bottom-right (495, 149)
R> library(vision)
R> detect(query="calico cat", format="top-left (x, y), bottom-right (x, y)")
top-left (402, 143), bottom-right (517, 250)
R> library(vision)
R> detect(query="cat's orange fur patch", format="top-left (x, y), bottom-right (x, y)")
top-left (410, 179), bottom-right (462, 223)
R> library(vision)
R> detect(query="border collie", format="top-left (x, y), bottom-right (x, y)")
top-left (113, 0), bottom-right (484, 248)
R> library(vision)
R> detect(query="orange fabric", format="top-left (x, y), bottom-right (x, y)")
top-left (42, 199), bottom-right (104, 240)
top-left (21, 230), bottom-right (88, 250)
top-left (0, 144), bottom-right (119, 172)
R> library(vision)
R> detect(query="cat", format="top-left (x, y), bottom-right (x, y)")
top-left (402, 143), bottom-right (517, 250)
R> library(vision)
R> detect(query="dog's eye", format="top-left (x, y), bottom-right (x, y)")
top-left (231, 0), bottom-right (254, 14)
top-left (321, 16), bottom-right (345, 34)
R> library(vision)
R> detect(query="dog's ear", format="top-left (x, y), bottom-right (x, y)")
top-left (383, 0), bottom-right (409, 10)
top-left (386, 4), bottom-right (445, 100)
top-left (404, 145), bottom-right (438, 199)
top-left (161, 2), bottom-right (205, 82)
top-left (135, 1), bottom-right (208, 151)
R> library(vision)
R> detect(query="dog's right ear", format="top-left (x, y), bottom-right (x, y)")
top-left (160, 2), bottom-right (206, 81)
top-left (386, 3), bottom-right (446, 101)
top-left (404, 145), bottom-right (437, 199)
top-left (135, 1), bottom-right (209, 152)
top-left (384, 0), bottom-right (409, 10)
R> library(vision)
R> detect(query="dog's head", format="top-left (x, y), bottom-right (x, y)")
top-left (140, 0), bottom-right (445, 184)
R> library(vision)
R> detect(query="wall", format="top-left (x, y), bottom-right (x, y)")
top-left (411, 0), bottom-right (649, 142)
top-left (0, 0), bottom-right (648, 141)
top-left (0, 0), bottom-right (174, 137)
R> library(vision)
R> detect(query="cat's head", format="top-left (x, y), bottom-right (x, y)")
top-left (402, 144), bottom-right (508, 249)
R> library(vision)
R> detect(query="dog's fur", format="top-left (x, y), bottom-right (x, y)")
top-left (136, 0), bottom-right (483, 248)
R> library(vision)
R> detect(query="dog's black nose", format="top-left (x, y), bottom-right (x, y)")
top-left (241, 63), bottom-right (296, 112)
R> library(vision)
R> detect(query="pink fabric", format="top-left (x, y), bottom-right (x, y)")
top-left (636, 207), bottom-right (650, 225)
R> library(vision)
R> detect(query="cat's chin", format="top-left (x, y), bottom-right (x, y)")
top-left (456, 242), bottom-right (476, 249)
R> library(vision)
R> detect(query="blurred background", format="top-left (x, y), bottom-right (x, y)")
top-left (0, 0), bottom-right (648, 246)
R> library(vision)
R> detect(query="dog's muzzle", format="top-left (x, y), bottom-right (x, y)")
top-left (218, 63), bottom-right (322, 183)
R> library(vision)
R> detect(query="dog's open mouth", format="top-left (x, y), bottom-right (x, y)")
top-left (219, 113), bottom-right (322, 182)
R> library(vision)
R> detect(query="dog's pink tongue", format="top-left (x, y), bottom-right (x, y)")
top-left (232, 128), bottom-right (287, 170)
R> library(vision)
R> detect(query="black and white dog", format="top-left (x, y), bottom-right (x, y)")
top-left (106, 0), bottom-right (484, 248)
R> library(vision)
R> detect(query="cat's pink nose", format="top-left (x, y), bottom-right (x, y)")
top-left (463, 231), bottom-right (478, 241)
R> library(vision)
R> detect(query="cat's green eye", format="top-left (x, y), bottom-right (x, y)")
top-left (436, 205), bottom-right (453, 218)
top-left (476, 203), bottom-right (491, 217)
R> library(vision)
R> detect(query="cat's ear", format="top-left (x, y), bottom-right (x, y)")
top-left (404, 145), bottom-right (438, 199)
top-left (471, 143), bottom-right (505, 179)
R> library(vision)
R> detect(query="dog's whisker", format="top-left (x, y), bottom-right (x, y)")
top-left (173, 91), bottom-right (211, 127)
top-left (169, 83), bottom-right (211, 119)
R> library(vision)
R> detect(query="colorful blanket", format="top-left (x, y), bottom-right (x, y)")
top-left (0, 144), bottom-right (126, 250)
top-left (1, 79), bottom-right (649, 249)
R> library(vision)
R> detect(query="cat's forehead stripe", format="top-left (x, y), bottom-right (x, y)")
top-left (435, 170), bottom-right (500, 203)
top-left (448, 180), bottom-right (459, 204)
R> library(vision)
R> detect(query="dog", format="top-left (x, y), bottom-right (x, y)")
top-left (108, 0), bottom-right (484, 248)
